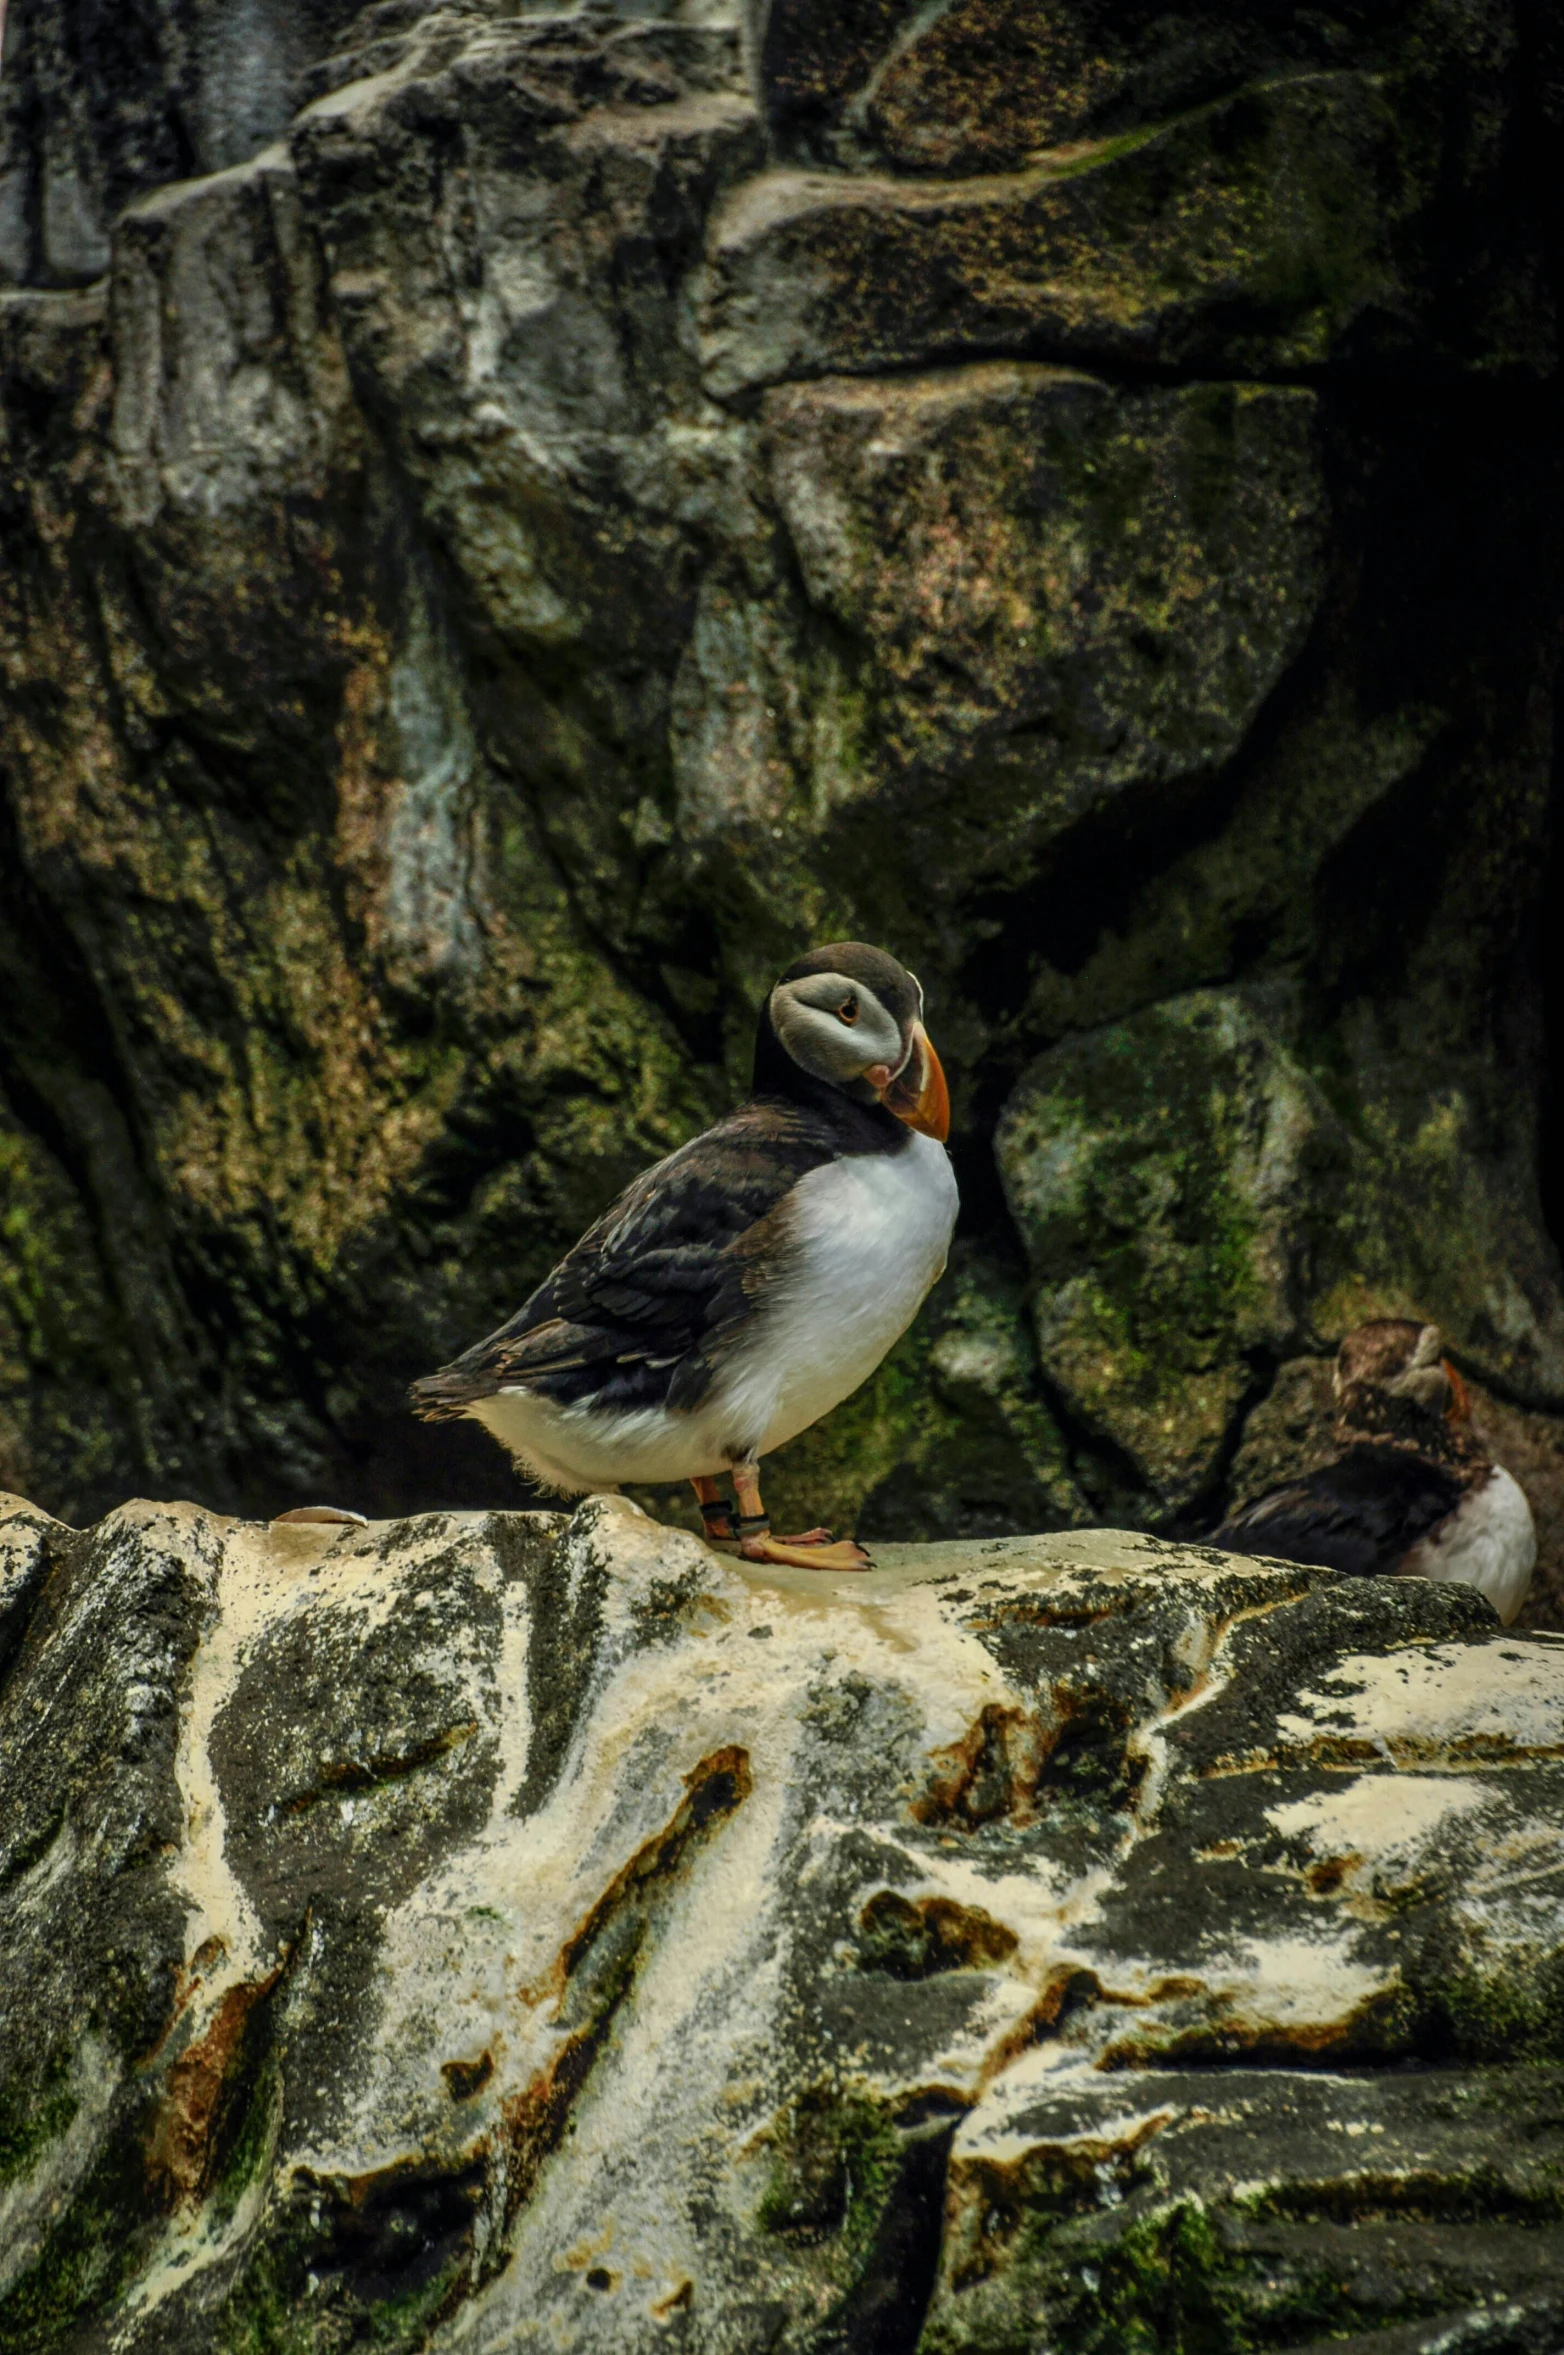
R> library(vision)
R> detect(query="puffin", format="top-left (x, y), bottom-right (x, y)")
top-left (410, 943), bottom-right (957, 1570)
top-left (1215, 1318), bottom-right (1536, 1624)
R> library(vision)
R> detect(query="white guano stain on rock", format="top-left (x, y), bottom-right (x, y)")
top-left (1277, 1637), bottom-right (1564, 1760)
top-left (1267, 1770), bottom-right (1487, 1864)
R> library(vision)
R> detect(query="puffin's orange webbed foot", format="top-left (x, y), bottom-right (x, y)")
top-left (727, 1466), bottom-right (872, 1571)
top-left (736, 1525), bottom-right (873, 1573)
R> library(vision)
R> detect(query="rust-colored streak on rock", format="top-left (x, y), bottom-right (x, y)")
top-left (965, 1597), bottom-right (1131, 1634)
top-left (913, 1703), bottom-right (1046, 1828)
top-left (443, 2050), bottom-right (495, 2101)
top-left (148, 1967), bottom-right (281, 2209)
top-left (503, 1746), bottom-right (752, 2226)
top-left (857, 1888), bottom-right (1019, 1978)
top-left (978, 1967), bottom-right (1212, 2089)
top-left (500, 2039), bottom-right (602, 2239)
top-left (978, 1966), bottom-right (1107, 2087)
top-left (279, 1718), bottom-right (479, 1814)
top-left (557, 1744), bottom-right (753, 1984)
top-left (1206, 1729), bottom-right (1564, 1780)
top-left (913, 1688), bottom-right (1146, 1827)
top-left (1097, 1980), bottom-right (1408, 2072)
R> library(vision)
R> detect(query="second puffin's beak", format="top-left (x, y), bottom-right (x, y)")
top-left (1443, 1359), bottom-right (1470, 1422)
top-left (882, 1022), bottom-right (950, 1142)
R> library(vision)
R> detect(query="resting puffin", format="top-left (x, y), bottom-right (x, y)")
top-left (410, 944), bottom-right (956, 1570)
top-left (1216, 1318), bottom-right (1536, 1623)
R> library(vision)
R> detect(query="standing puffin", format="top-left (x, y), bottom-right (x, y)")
top-left (410, 944), bottom-right (956, 1570)
top-left (1216, 1318), bottom-right (1536, 1624)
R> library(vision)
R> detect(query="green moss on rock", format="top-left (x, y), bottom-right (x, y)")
top-left (0, 2110), bottom-right (156, 2354)
top-left (925, 2065), bottom-right (1564, 2355)
top-left (998, 973), bottom-right (1564, 1520)
top-left (214, 2233), bottom-right (319, 2355)
top-left (997, 992), bottom-right (1346, 1510)
top-left (758, 2085), bottom-right (904, 2256)
top-left (214, 2229), bottom-right (462, 2355)
top-left (0, 2050), bottom-right (76, 2190)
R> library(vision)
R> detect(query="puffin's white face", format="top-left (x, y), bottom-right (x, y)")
top-left (1386, 1325), bottom-right (1452, 1414)
top-left (769, 970), bottom-right (907, 1088)
top-left (768, 966), bottom-right (950, 1139)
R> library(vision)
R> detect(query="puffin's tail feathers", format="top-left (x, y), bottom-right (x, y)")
top-left (408, 1365), bottom-right (491, 1422)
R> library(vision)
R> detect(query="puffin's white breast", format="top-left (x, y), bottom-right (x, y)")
top-left (1404, 1463), bottom-right (1536, 1626)
top-left (712, 1132), bottom-right (959, 1462)
top-left (469, 1133), bottom-right (958, 1494)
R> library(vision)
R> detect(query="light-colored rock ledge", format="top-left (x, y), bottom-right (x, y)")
top-left (2, 1492), bottom-right (1563, 2353)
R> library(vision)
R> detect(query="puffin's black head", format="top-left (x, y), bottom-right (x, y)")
top-left (753, 941), bottom-right (950, 1140)
top-left (1334, 1317), bottom-right (1470, 1423)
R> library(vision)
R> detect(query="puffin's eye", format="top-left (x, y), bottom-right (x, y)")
top-left (838, 997), bottom-right (859, 1025)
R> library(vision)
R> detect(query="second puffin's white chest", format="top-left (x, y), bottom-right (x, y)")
top-left (1405, 1462), bottom-right (1537, 1625)
top-left (717, 1134), bottom-right (959, 1458)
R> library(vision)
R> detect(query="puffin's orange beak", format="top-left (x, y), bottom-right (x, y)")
top-left (1443, 1358), bottom-right (1470, 1422)
top-left (882, 1022), bottom-right (950, 1142)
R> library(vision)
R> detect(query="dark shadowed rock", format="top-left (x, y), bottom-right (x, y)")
top-left (0, 0), bottom-right (398, 286)
top-left (2, 1494), bottom-right (1562, 2351)
top-left (699, 68), bottom-right (1551, 402)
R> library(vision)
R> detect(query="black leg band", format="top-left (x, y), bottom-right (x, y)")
top-left (699, 1497), bottom-right (734, 1531)
top-left (733, 1512), bottom-right (771, 1539)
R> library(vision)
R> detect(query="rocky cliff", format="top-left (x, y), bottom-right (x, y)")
top-left (2, 0), bottom-right (1564, 1615)
top-left (3, 1493), bottom-right (1563, 2354)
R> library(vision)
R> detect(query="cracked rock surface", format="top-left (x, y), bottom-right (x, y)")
top-left (3, 1490), bottom-right (1563, 2353)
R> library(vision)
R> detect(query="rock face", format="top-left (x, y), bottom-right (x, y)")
top-left (3, 1491), bottom-right (1564, 2354)
top-left (1, 0), bottom-right (1563, 1628)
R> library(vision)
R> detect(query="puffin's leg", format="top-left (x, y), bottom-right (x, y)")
top-left (691, 1475), bottom-right (736, 1548)
top-left (730, 1462), bottom-right (872, 1573)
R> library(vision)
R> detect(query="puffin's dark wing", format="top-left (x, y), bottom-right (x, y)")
top-left (1215, 1443), bottom-right (1465, 1578)
top-left (409, 1101), bottom-right (837, 1421)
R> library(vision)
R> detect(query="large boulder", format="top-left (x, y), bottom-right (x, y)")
top-left (720, 368), bottom-right (1326, 893)
top-left (2, 1491), bottom-right (1563, 2352)
top-left (996, 990), bottom-right (1564, 1518)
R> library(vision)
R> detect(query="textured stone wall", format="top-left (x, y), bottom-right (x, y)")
top-left (0, 0), bottom-right (1562, 1615)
